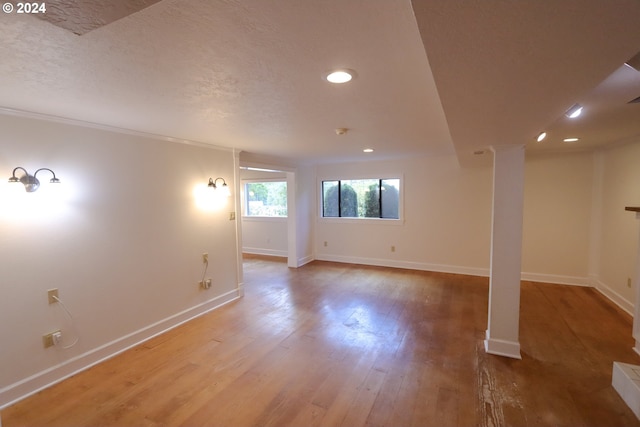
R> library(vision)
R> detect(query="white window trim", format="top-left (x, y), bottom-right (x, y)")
top-left (241, 178), bottom-right (288, 218)
top-left (317, 174), bottom-right (405, 224)
top-left (242, 216), bottom-right (287, 223)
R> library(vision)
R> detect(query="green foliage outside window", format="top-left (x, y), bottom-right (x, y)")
top-left (245, 181), bottom-right (287, 217)
top-left (322, 178), bottom-right (399, 219)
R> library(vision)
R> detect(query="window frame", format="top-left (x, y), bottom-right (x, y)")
top-left (241, 178), bottom-right (288, 219)
top-left (317, 174), bottom-right (404, 225)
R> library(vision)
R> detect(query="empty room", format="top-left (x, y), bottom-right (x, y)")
top-left (2, 1), bottom-right (640, 426)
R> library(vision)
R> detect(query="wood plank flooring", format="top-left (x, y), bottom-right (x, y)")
top-left (3, 255), bottom-right (640, 426)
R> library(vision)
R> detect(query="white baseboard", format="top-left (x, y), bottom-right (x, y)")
top-left (520, 272), bottom-right (591, 287)
top-left (0, 289), bottom-right (241, 410)
top-left (242, 247), bottom-right (288, 257)
top-left (296, 255), bottom-right (314, 267)
top-left (314, 253), bottom-right (490, 277)
top-left (592, 278), bottom-right (634, 316)
top-left (612, 361), bottom-right (640, 420)
top-left (484, 330), bottom-right (522, 359)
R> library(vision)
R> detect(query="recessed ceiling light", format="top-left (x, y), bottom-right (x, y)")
top-left (325, 69), bottom-right (356, 84)
top-left (563, 137), bottom-right (579, 143)
top-left (565, 104), bottom-right (583, 119)
top-left (363, 148), bottom-right (374, 153)
top-left (536, 132), bottom-right (547, 142)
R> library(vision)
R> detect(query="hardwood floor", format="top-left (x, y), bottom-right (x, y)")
top-left (3, 256), bottom-right (640, 426)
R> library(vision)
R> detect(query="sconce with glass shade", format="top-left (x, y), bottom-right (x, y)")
top-left (8, 167), bottom-right (60, 192)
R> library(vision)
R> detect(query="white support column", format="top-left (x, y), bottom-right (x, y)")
top-left (485, 144), bottom-right (525, 359)
top-left (233, 149), bottom-right (244, 297)
top-left (629, 210), bottom-right (640, 355)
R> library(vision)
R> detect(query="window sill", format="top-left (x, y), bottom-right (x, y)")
top-left (242, 216), bottom-right (288, 222)
top-left (318, 217), bottom-right (404, 226)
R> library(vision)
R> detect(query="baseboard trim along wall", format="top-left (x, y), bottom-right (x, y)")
top-left (297, 255), bottom-right (314, 267)
top-left (484, 332), bottom-right (522, 359)
top-left (315, 254), bottom-right (490, 277)
top-left (520, 272), bottom-right (591, 287)
top-left (242, 247), bottom-right (288, 258)
top-left (0, 289), bottom-right (241, 410)
top-left (592, 278), bottom-right (634, 316)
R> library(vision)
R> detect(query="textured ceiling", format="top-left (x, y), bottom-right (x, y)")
top-left (0, 0), bottom-right (453, 164)
top-left (1, 0), bottom-right (640, 165)
top-left (35, 0), bottom-right (161, 35)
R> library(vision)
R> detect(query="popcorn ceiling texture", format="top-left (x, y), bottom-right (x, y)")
top-left (6, 0), bottom-right (638, 163)
top-left (0, 0), bottom-right (453, 163)
top-left (36, 0), bottom-right (162, 35)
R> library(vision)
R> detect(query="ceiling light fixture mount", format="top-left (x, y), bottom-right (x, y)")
top-left (325, 69), bottom-right (357, 84)
top-left (565, 104), bottom-right (583, 119)
top-left (335, 128), bottom-right (348, 135)
top-left (536, 132), bottom-right (547, 142)
top-left (8, 166), bottom-right (60, 192)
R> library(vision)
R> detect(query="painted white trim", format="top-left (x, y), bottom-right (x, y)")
top-left (297, 255), bottom-right (315, 267)
top-left (0, 107), bottom-right (233, 152)
top-left (314, 255), bottom-right (603, 289)
top-left (242, 247), bottom-right (288, 258)
top-left (242, 216), bottom-right (288, 222)
top-left (315, 254), bottom-right (489, 277)
top-left (520, 272), bottom-right (591, 287)
top-left (0, 289), bottom-right (241, 410)
top-left (592, 278), bottom-right (634, 316)
top-left (612, 361), bottom-right (640, 420)
top-left (484, 330), bottom-right (522, 359)
top-left (316, 173), bottom-right (406, 224)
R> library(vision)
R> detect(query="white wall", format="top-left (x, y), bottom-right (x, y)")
top-left (315, 155), bottom-right (494, 275)
top-left (314, 152), bottom-right (599, 282)
top-left (294, 165), bottom-right (315, 266)
top-left (522, 151), bottom-right (594, 284)
top-left (596, 140), bottom-right (640, 311)
top-left (0, 114), bottom-right (240, 408)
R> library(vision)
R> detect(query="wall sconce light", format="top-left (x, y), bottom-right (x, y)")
top-left (8, 167), bottom-right (60, 192)
top-left (208, 177), bottom-right (230, 197)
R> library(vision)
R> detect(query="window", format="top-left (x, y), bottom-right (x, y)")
top-left (322, 178), bottom-right (400, 219)
top-left (244, 181), bottom-right (287, 217)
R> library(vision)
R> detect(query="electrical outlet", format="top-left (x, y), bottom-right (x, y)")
top-left (391, 245), bottom-right (396, 252)
top-left (324, 241), bottom-right (328, 247)
top-left (202, 253), bottom-right (208, 263)
top-left (43, 329), bottom-right (61, 348)
top-left (48, 288), bottom-right (59, 304)
top-left (200, 279), bottom-right (212, 290)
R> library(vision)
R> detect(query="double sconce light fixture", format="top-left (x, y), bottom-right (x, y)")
top-left (208, 177), bottom-right (230, 197)
top-left (8, 167), bottom-right (60, 192)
